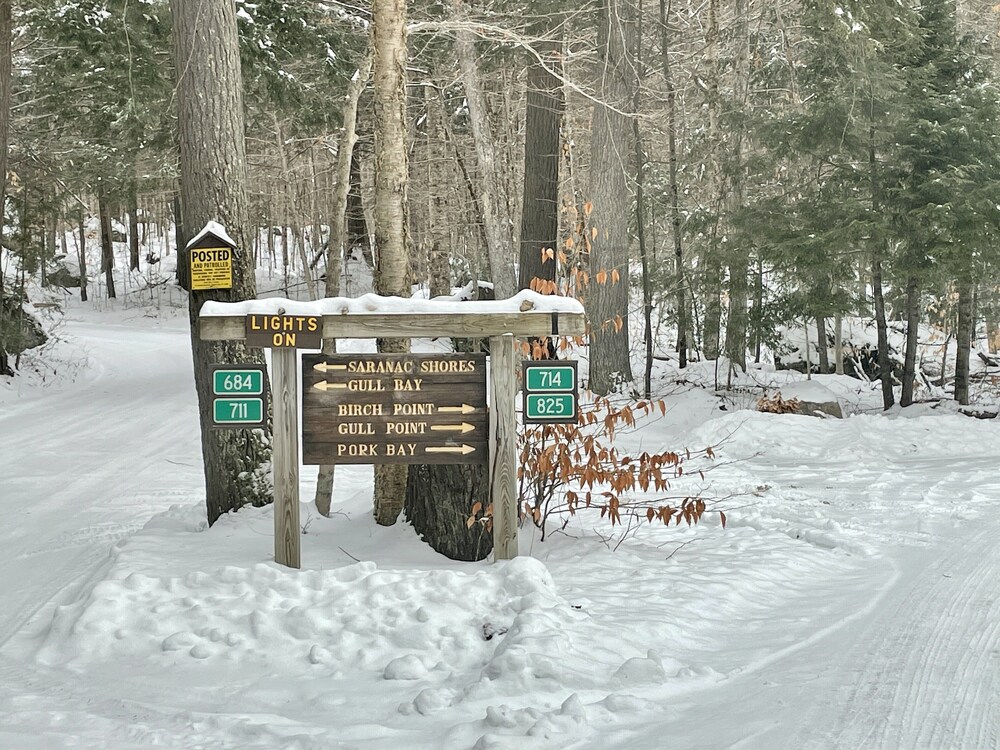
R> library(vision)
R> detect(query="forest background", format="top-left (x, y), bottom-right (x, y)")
top-left (2, 0), bottom-right (1000, 536)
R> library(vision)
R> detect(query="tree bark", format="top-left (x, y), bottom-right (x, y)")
top-left (872, 252), bottom-right (894, 409)
top-left (0, 0), bottom-right (9, 251)
top-left (171, 0), bottom-right (271, 525)
top-left (834, 311), bottom-right (844, 375)
top-left (869, 107), bottom-right (893, 410)
top-left (815, 316), bottom-right (830, 373)
top-left (78, 210), bottom-right (88, 302)
top-left (453, 0), bottom-right (516, 299)
top-left (954, 278), bottom-right (974, 405)
top-left (426, 83), bottom-right (452, 298)
top-left (517, 36), bottom-right (562, 295)
top-left (585, 0), bottom-right (636, 394)
top-left (701, 0), bottom-right (722, 362)
top-left (372, 0), bottom-right (411, 525)
top-left (128, 186), bottom-right (140, 271)
top-left (405, 461), bottom-right (491, 561)
top-left (900, 275), bottom-right (919, 406)
top-left (314, 48), bottom-right (372, 518)
top-left (659, 0), bottom-right (686, 368)
top-left (722, 0), bottom-right (750, 372)
top-left (98, 193), bottom-right (116, 299)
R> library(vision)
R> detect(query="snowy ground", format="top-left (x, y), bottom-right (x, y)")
top-left (2, 293), bottom-right (1000, 749)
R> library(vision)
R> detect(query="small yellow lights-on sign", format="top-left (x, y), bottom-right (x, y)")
top-left (190, 246), bottom-right (234, 291)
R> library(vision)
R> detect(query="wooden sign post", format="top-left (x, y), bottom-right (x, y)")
top-left (199, 297), bottom-right (585, 569)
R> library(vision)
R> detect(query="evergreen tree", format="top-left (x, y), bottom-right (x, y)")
top-left (895, 0), bottom-right (1000, 404)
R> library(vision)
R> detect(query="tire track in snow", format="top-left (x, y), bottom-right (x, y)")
top-left (813, 521), bottom-right (1000, 750)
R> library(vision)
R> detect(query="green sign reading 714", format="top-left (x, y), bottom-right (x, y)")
top-left (522, 361), bottom-right (579, 425)
top-left (210, 364), bottom-right (267, 429)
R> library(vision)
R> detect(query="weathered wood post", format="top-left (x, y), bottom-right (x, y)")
top-left (490, 333), bottom-right (518, 560)
top-left (272, 347), bottom-right (301, 568)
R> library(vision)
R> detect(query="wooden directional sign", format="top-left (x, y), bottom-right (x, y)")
top-left (522, 360), bottom-right (579, 424)
top-left (302, 353), bottom-right (487, 465)
top-left (210, 364), bottom-right (267, 429)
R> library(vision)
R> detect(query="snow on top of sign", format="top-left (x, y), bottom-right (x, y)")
top-left (199, 290), bottom-right (585, 317)
top-left (186, 221), bottom-right (237, 249)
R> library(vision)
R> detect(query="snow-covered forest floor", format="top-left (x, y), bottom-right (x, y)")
top-left (2, 247), bottom-right (1000, 748)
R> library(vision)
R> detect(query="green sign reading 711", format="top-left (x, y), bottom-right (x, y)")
top-left (210, 364), bottom-right (267, 429)
top-left (522, 361), bottom-right (579, 425)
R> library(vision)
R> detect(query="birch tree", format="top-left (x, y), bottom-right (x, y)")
top-left (372, 0), bottom-right (410, 525)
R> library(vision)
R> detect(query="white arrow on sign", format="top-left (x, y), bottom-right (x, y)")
top-left (312, 380), bottom-right (348, 391)
top-left (313, 362), bottom-right (348, 373)
top-left (438, 404), bottom-right (478, 414)
top-left (430, 423), bottom-right (476, 434)
top-left (425, 444), bottom-right (476, 455)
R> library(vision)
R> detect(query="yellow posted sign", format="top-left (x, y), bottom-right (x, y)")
top-left (190, 246), bottom-right (233, 291)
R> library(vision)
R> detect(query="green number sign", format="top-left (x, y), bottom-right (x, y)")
top-left (525, 365), bottom-right (575, 392)
top-left (210, 365), bottom-right (267, 429)
top-left (213, 398), bottom-right (264, 424)
top-left (213, 368), bottom-right (265, 395)
top-left (522, 360), bottom-right (579, 425)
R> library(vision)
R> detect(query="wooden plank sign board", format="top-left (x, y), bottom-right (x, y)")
top-left (302, 353), bottom-right (487, 465)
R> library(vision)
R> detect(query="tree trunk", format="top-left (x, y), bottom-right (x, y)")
top-left (405, 461), bottom-right (491, 561)
top-left (632, 14), bottom-right (652, 399)
top-left (0, 0), bottom-right (9, 254)
top-left (128, 187), bottom-right (140, 271)
top-left (869, 108), bottom-right (893, 410)
top-left (722, 0), bottom-right (750, 372)
top-left (314, 48), bottom-right (372, 518)
top-left (803, 319), bottom-right (811, 378)
top-left (660, 0), bottom-right (687, 368)
top-left (585, 0), bottom-right (636, 394)
top-left (171, 0), bottom-right (271, 525)
top-left (872, 252), bottom-right (894, 409)
top-left (834, 312), bottom-right (844, 375)
top-left (78, 210), bottom-right (88, 302)
top-left (815, 316), bottom-right (830, 373)
top-left (173, 191), bottom-right (185, 284)
top-left (701, 0), bottom-right (722, 362)
top-left (426, 83), bottom-right (451, 299)
top-left (900, 275), bottom-right (919, 406)
top-left (453, 0), bottom-right (515, 299)
top-left (517, 36), bottom-right (562, 295)
top-left (954, 278), bottom-right (974, 405)
top-left (98, 194), bottom-right (116, 299)
top-left (372, 0), bottom-right (411, 526)
top-left (348, 147), bottom-right (372, 268)
top-left (752, 257), bottom-right (763, 364)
